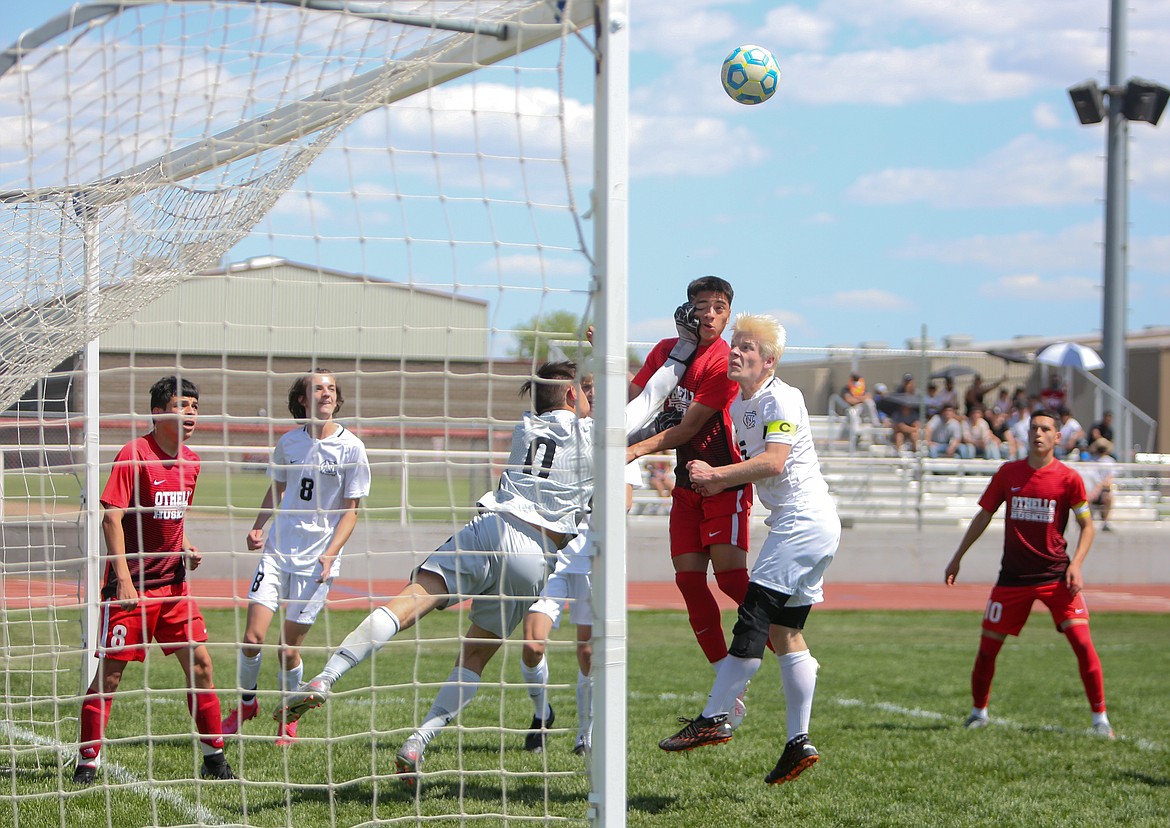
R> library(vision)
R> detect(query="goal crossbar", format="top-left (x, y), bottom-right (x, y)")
top-left (1, 0), bottom-right (591, 207)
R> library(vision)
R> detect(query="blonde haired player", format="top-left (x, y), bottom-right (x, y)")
top-left (659, 314), bottom-right (840, 787)
top-left (222, 369), bottom-right (371, 744)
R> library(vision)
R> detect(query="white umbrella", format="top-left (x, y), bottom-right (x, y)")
top-left (1036, 342), bottom-right (1105, 371)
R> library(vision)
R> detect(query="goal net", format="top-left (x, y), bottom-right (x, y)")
top-left (0, 1), bottom-right (628, 825)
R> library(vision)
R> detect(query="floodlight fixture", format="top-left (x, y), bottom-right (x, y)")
top-left (1122, 77), bottom-right (1170, 125)
top-left (1067, 80), bottom-right (1106, 125)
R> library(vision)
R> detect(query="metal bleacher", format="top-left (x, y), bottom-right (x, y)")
top-left (630, 415), bottom-right (1167, 526)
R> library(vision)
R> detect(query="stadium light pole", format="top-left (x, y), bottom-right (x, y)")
top-left (1067, 0), bottom-right (1168, 459)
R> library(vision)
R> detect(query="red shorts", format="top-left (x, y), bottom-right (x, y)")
top-left (98, 581), bottom-right (209, 662)
top-left (981, 581), bottom-right (1090, 637)
top-left (668, 486), bottom-right (751, 558)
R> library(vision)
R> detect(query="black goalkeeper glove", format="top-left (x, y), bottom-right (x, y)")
top-left (667, 302), bottom-right (700, 367)
top-left (627, 406), bottom-right (685, 445)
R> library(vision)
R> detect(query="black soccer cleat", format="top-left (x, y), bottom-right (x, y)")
top-left (72, 764), bottom-right (97, 786)
top-left (200, 752), bottom-right (237, 780)
top-left (524, 706), bottom-right (556, 753)
top-left (764, 734), bottom-right (819, 785)
top-left (658, 714), bottom-right (733, 752)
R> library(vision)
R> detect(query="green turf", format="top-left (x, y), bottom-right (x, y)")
top-left (0, 469), bottom-right (487, 522)
top-left (2, 610), bottom-right (1168, 827)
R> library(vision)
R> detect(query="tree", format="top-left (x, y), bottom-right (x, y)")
top-left (511, 310), bottom-right (586, 361)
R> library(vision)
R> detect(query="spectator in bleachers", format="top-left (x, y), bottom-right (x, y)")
top-left (890, 401), bottom-right (921, 454)
top-left (988, 408), bottom-right (1018, 460)
top-left (644, 456), bottom-right (675, 498)
top-left (1011, 386), bottom-right (1028, 412)
top-left (925, 404), bottom-right (971, 459)
top-left (1009, 401), bottom-right (1032, 459)
top-left (991, 388), bottom-right (1013, 416)
top-left (936, 377), bottom-right (960, 412)
top-left (1040, 372), bottom-right (1067, 411)
top-left (924, 382), bottom-right (943, 418)
top-left (1056, 407), bottom-right (1086, 459)
top-left (872, 383), bottom-right (891, 424)
top-left (897, 372), bottom-right (916, 394)
top-left (1081, 439), bottom-right (1116, 531)
top-left (839, 371), bottom-right (879, 425)
top-left (1090, 411), bottom-right (1114, 447)
top-left (963, 406), bottom-right (1004, 459)
top-left (964, 374), bottom-right (1004, 414)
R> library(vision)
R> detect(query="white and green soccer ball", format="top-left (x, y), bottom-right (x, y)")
top-left (721, 45), bottom-right (780, 105)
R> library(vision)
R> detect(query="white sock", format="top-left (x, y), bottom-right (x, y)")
top-left (238, 651), bottom-right (262, 702)
top-left (576, 670), bottom-right (592, 741)
top-left (320, 607), bottom-right (400, 684)
top-left (413, 667), bottom-right (481, 748)
top-left (198, 742), bottom-right (222, 758)
top-left (1092, 711), bottom-right (1110, 727)
top-left (702, 655), bottom-right (760, 719)
top-left (972, 706), bottom-right (989, 719)
top-left (520, 656), bottom-right (551, 720)
top-left (778, 650), bottom-right (818, 741)
top-left (280, 662), bottom-right (303, 696)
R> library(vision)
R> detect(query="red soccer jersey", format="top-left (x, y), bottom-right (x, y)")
top-left (99, 434), bottom-right (199, 595)
top-left (977, 458), bottom-right (1088, 587)
top-left (633, 337), bottom-right (741, 489)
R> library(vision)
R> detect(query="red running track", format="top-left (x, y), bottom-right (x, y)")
top-left (5, 578), bottom-right (1170, 613)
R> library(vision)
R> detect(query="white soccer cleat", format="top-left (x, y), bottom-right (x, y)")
top-left (276, 676), bottom-right (331, 724)
top-left (1090, 722), bottom-right (1115, 740)
top-left (395, 736), bottom-right (425, 790)
top-left (963, 712), bottom-right (990, 729)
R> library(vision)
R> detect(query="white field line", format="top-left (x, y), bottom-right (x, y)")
top-left (833, 698), bottom-right (1162, 752)
top-left (629, 692), bottom-right (1161, 752)
top-left (0, 720), bottom-right (225, 826)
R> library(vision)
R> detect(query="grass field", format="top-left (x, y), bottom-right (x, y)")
top-left (3, 609), bottom-right (1168, 827)
top-left (1, 470), bottom-right (486, 521)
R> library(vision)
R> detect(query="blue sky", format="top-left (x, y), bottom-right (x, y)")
top-left (3, 1), bottom-right (1169, 354)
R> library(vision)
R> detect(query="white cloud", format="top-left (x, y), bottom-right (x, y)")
top-left (479, 253), bottom-right (588, 280)
top-left (630, 114), bottom-right (769, 177)
top-left (848, 135), bottom-right (1101, 207)
top-left (761, 5), bottom-right (836, 51)
top-left (807, 212), bottom-right (837, 225)
top-left (978, 273), bottom-right (1098, 301)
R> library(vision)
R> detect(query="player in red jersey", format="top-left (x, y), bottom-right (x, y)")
top-left (73, 376), bottom-right (236, 785)
top-left (945, 407), bottom-right (1114, 738)
top-left (627, 276), bottom-right (752, 702)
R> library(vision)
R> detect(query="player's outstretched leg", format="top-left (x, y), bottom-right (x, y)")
top-left (658, 714), bottom-right (733, 752)
top-left (764, 734), bottom-right (818, 785)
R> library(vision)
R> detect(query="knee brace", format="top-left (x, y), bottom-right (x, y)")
top-left (728, 597), bottom-right (771, 660)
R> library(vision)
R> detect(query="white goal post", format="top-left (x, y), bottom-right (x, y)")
top-left (0, 1), bottom-right (628, 825)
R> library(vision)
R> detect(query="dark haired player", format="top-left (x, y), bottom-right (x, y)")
top-left (74, 376), bottom-right (235, 784)
top-left (945, 408), bottom-right (1113, 738)
top-left (223, 369), bottom-right (370, 745)
top-left (627, 276), bottom-right (752, 724)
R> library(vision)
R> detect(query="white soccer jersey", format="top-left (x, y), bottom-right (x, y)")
top-left (265, 424), bottom-right (371, 574)
top-left (477, 409), bottom-right (594, 536)
top-left (731, 377), bottom-right (831, 512)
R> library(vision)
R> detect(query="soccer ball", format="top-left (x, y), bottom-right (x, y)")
top-left (721, 45), bottom-right (780, 105)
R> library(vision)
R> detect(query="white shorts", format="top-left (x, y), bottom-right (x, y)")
top-left (247, 554), bottom-right (333, 626)
top-left (752, 499), bottom-right (841, 607)
top-left (416, 512), bottom-right (554, 638)
top-left (529, 568), bottom-right (593, 628)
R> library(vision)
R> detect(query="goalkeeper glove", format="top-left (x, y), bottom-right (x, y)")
top-left (667, 302), bottom-right (700, 367)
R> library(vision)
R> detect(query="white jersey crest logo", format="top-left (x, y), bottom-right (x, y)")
top-left (743, 411), bottom-right (757, 429)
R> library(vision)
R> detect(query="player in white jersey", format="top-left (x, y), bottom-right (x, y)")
top-left (518, 317), bottom-right (701, 757)
top-left (222, 369), bottom-right (371, 745)
top-left (275, 361), bottom-right (593, 787)
top-left (658, 313), bottom-right (841, 788)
